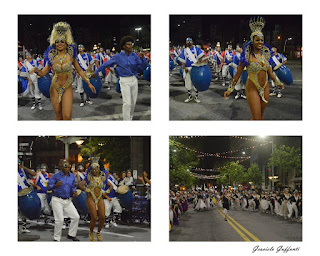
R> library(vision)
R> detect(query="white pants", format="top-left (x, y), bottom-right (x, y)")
top-left (105, 69), bottom-right (118, 84)
top-left (119, 76), bottom-right (138, 120)
top-left (222, 64), bottom-right (229, 78)
top-left (37, 193), bottom-right (51, 215)
top-left (183, 67), bottom-right (196, 91)
top-left (29, 76), bottom-right (41, 99)
top-left (104, 197), bottom-right (122, 218)
top-left (76, 75), bottom-right (84, 93)
top-left (51, 196), bottom-right (79, 241)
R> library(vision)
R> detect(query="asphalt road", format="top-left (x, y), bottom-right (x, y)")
top-left (169, 60), bottom-right (302, 120)
top-left (18, 77), bottom-right (151, 121)
top-left (169, 206), bottom-right (302, 241)
top-left (18, 217), bottom-right (151, 242)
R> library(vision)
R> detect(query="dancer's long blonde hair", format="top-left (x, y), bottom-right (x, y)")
top-left (48, 21), bottom-right (74, 45)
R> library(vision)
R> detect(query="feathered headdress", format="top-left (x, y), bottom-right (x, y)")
top-left (48, 21), bottom-right (74, 46)
top-left (249, 16), bottom-right (265, 41)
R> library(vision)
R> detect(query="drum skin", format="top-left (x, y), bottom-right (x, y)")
top-left (241, 70), bottom-right (248, 84)
top-left (18, 188), bottom-right (41, 220)
top-left (82, 76), bottom-right (102, 98)
top-left (190, 64), bottom-right (212, 91)
top-left (275, 65), bottom-right (293, 85)
top-left (38, 74), bottom-right (52, 98)
top-left (117, 190), bottom-right (134, 210)
top-left (72, 191), bottom-right (89, 215)
top-left (143, 65), bottom-right (151, 82)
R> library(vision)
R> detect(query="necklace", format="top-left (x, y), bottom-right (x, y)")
top-left (252, 51), bottom-right (265, 66)
top-left (57, 52), bottom-right (67, 64)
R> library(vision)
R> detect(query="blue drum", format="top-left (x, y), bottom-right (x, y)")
top-left (241, 70), bottom-right (248, 84)
top-left (18, 76), bottom-right (29, 96)
top-left (190, 63), bottom-right (212, 91)
top-left (72, 190), bottom-right (89, 216)
top-left (18, 186), bottom-right (41, 220)
top-left (175, 57), bottom-right (181, 66)
top-left (38, 73), bottom-right (52, 98)
top-left (116, 79), bottom-right (121, 93)
top-left (274, 64), bottom-right (293, 85)
top-left (229, 66), bottom-right (236, 78)
top-left (82, 76), bottom-right (102, 98)
top-left (169, 59), bottom-right (175, 71)
top-left (117, 186), bottom-right (134, 210)
top-left (179, 67), bottom-right (184, 79)
top-left (143, 65), bottom-right (151, 82)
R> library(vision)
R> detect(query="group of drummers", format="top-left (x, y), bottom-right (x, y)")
top-left (169, 39), bottom-right (287, 101)
top-left (18, 45), bottom-right (151, 111)
top-left (169, 188), bottom-right (302, 231)
top-left (18, 158), bottom-right (151, 241)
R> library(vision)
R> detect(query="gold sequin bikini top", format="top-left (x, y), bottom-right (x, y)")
top-left (53, 62), bottom-right (73, 74)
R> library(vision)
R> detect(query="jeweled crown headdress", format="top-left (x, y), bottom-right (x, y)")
top-left (48, 21), bottom-right (74, 46)
top-left (249, 16), bottom-right (265, 41)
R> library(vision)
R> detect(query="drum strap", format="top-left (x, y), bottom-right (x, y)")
top-left (185, 47), bottom-right (198, 63)
top-left (18, 171), bottom-right (28, 189)
top-left (36, 172), bottom-right (49, 187)
top-left (78, 54), bottom-right (89, 71)
top-left (272, 55), bottom-right (281, 66)
top-left (108, 179), bottom-right (118, 191)
top-left (78, 172), bottom-right (85, 181)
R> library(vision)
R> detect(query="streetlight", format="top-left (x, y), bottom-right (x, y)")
top-left (259, 136), bottom-right (274, 190)
top-left (56, 136), bottom-right (86, 158)
top-left (284, 37), bottom-right (292, 53)
top-left (135, 27), bottom-right (142, 43)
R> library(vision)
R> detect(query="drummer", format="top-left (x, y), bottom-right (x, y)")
top-left (18, 159), bottom-right (36, 233)
top-left (94, 35), bottom-right (148, 121)
top-left (47, 159), bottom-right (80, 241)
top-left (20, 52), bottom-right (43, 110)
top-left (270, 47), bottom-right (287, 98)
top-left (231, 44), bottom-right (246, 100)
top-left (178, 37), bottom-right (204, 103)
top-left (103, 168), bottom-right (122, 228)
top-left (34, 163), bottom-right (52, 222)
top-left (76, 44), bottom-right (94, 107)
top-left (221, 44), bottom-right (236, 86)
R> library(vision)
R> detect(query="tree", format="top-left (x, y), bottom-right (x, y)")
top-left (244, 163), bottom-right (263, 186)
top-left (169, 139), bottom-right (199, 189)
top-left (80, 137), bottom-right (130, 172)
top-left (218, 161), bottom-right (246, 186)
top-left (267, 145), bottom-right (302, 177)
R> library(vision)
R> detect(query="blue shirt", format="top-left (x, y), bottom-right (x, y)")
top-left (18, 168), bottom-right (32, 192)
top-left (271, 53), bottom-right (287, 69)
top-left (47, 171), bottom-right (76, 199)
top-left (35, 172), bottom-right (50, 193)
top-left (104, 172), bottom-right (117, 198)
top-left (77, 53), bottom-right (93, 71)
top-left (94, 51), bottom-right (148, 78)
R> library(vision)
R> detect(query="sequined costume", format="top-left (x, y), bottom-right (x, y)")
top-left (44, 44), bottom-right (77, 103)
top-left (85, 170), bottom-right (106, 210)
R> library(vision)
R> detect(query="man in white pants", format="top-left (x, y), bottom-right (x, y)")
top-left (178, 38), bottom-right (204, 103)
top-left (47, 159), bottom-right (80, 241)
top-left (103, 169), bottom-right (122, 228)
top-left (20, 52), bottom-right (43, 110)
top-left (94, 35), bottom-right (148, 120)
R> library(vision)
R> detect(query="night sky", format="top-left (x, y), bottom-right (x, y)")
top-left (18, 15), bottom-right (150, 54)
top-left (171, 136), bottom-right (302, 170)
top-left (170, 15), bottom-right (302, 49)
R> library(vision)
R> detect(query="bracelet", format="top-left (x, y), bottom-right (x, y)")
top-left (227, 79), bottom-right (237, 93)
top-left (84, 77), bottom-right (90, 84)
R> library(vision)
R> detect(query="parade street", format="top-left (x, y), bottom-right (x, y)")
top-left (18, 219), bottom-right (151, 241)
top-left (169, 60), bottom-right (302, 120)
top-left (18, 78), bottom-right (151, 121)
top-left (169, 207), bottom-right (302, 241)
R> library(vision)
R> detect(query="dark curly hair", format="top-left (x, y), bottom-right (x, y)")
top-left (120, 35), bottom-right (135, 49)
